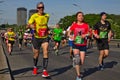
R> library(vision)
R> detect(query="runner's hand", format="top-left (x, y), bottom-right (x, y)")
top-left (81, 34), bottom-right (86, 38)
top-left (94, 34), bottom-right (100, 39)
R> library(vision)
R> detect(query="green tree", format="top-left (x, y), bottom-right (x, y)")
top-left (59, 14), bottom-right (120, 39)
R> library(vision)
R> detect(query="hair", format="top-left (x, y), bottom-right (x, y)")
top-left (36, 2), bottom-right (44, 7)
top-left (76, 11), bottom-right (84, 18)
top-left (100, 12), bottom-right (107, 17)
top-left (8, 27), bottom-right (13, 31)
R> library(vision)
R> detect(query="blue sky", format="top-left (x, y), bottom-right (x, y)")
top-left (0, 0), bottom-right (120, 25)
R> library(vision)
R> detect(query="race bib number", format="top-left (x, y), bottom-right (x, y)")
top-left (75, 36), bottom-right (84, 44)
top-left (56, 34), bottom-right (60, 38)
top-left (38, 28), bottom-right (47, 37)
top-left (100, 31), bottom-right (107, 38)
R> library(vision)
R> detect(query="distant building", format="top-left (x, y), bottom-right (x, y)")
top-left (17, 7), bottom-right (27, 26)
top-left (29, 9), bottom-right (37, 19)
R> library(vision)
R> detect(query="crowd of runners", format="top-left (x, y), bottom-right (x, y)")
top-left (0, 2), bottom-right (114, 80)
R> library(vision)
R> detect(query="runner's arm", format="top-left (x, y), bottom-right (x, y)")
top-left (93, 23), bottom-right (100, 39)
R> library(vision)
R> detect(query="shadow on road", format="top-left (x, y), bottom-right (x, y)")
top-left (83, 67), bottom-right (98, 78)
top-left (12, 67), bottom-right (33, 76)
top-left (83, 61), bottom-right (118, 78)
top-left (11, 52), bottom-right (31, 56)
top-left (104, 61), bottom-right (118, 69)
top-left (0, 68), bottom-right (10, 74)
top-left (12, 66), bottom-right (42, 76)
top-left (86, 50), bottom-right (94, 54)
top-left (60, 51), bottom-right (69, 55)
top-left (49, 65), bottom-right (72, 77)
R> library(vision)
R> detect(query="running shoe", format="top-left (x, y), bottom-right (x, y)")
top-left (32, 67), bottom-right (38, 75)
top-left (76, 76), bottom-right (82, 80)
top-left (98, 64), bottom-right (104, 70)
top-left (42, 70), bottom-right (50, 78)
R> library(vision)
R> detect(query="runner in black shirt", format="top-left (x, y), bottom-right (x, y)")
top-left (93, 12), bottom-right (112, 70)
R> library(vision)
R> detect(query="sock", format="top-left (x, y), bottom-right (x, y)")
top-left (43, 58), bottom-right (48, 70)
top-left (102, 60), bottom-right (104, 65)
top-left (33, 58), bottom-right (38, 67)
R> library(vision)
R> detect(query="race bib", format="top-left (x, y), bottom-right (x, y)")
top-left (38, 28), bottom-right (47, 37)
top-left (56, 34), bottom-right (60, 38)
top-left (75, 36), bottom-right (84, 44)
top-left (100, 31), bottom-right (107, 38)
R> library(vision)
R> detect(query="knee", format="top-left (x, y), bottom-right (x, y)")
top-left (73, 54), bottom-right (80, 65)
top-left (43, 51), bottom-right (48, 58)
top-left (43, 50), bottom-right (48, 55)
top-left (104, 53), bottom-right (109, 57)
top-left (8, 44), bottom-right (11, 47)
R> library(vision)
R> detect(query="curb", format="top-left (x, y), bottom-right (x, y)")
top-left (0, 39), bottom-right (12, 80)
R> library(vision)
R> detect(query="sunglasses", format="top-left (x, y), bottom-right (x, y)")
top-left (37, 6), bottom-right (44, 9)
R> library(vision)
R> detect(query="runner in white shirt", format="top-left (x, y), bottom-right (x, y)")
top-left (67, 26), bottom-right (74, 59)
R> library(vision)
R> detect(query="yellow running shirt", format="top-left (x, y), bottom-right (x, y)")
top-left (7, 31), bottom-right (15, 41)
top-left (28, 13), bottom-right (49, 38)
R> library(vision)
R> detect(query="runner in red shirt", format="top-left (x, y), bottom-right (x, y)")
top-left (68, 11), bottom-right (89, 80)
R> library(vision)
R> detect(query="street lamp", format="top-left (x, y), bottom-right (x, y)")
top-left (72, 3), bottom-right (82, 11)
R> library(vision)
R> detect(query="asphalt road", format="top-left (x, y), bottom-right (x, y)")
top-left (3, 41), bottom-right (120, 80)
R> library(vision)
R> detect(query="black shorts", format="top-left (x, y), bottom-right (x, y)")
top-left (72, 44), bottom-right (87, 52)
top-left (62, 37), bottom-right (66, 40)
top-left (32, 37), bottom-right (49, 50)
top-left (8, 40), bottom-right (15, 45)
top-left (96, 39), bottom-right (109, 50)
top-left (19, 38), bottom-right (23, 45)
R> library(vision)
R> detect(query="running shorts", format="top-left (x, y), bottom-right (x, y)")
top-left (32, 37), bottom-right (49, 50)
top-left (96, 39), bottom-right (109, 50)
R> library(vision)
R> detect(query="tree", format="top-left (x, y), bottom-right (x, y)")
top-left (58, 14), bottom-right (120, 39)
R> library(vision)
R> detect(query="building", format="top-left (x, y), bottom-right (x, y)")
top-left (29, 9), bottom-right (37, 19)
top-left (17, 7), bottom-right (27, 26)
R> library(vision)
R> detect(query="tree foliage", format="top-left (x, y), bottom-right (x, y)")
top-left (59, 14), bottom-right (120, 39)
top-left (0, 24), bottom-right (26, 33)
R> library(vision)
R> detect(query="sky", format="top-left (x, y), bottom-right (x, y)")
top-left (0, 0), bottom-right (120, 25)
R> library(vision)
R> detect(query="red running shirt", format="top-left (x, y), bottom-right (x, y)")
top-left (70, 22), bottom-right (89, 46)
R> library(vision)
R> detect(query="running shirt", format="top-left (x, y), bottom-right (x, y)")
top-left (70, 22), bottom-right (89, 46)
top-left (23, 32), bottom-right (32, 40)
top-left (62, 30), bottom-right (66, 38)
top-left (4, 32), bottom-right (8, 39)
top-left (93, 21), bottom-right (111, 39)
top-left (28, 13), bottom-right (49, 38)
top-left (53, 28), bottom-right (63, 41)
top-left (7, 31), bottom-right (15, 41)
top-left (1, 32), bottom-right (4, 37)
top-left (67, 26), bottom-right (74, 41)
top-left (30, 29), bottom-right (35, 40)
top-left (18, 31), bottom-right (24, 39)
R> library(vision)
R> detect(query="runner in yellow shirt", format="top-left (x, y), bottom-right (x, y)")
top-left (27, 2), bottom-right (50, 77)
top-left (7, 28), bottom-right (16, 55)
